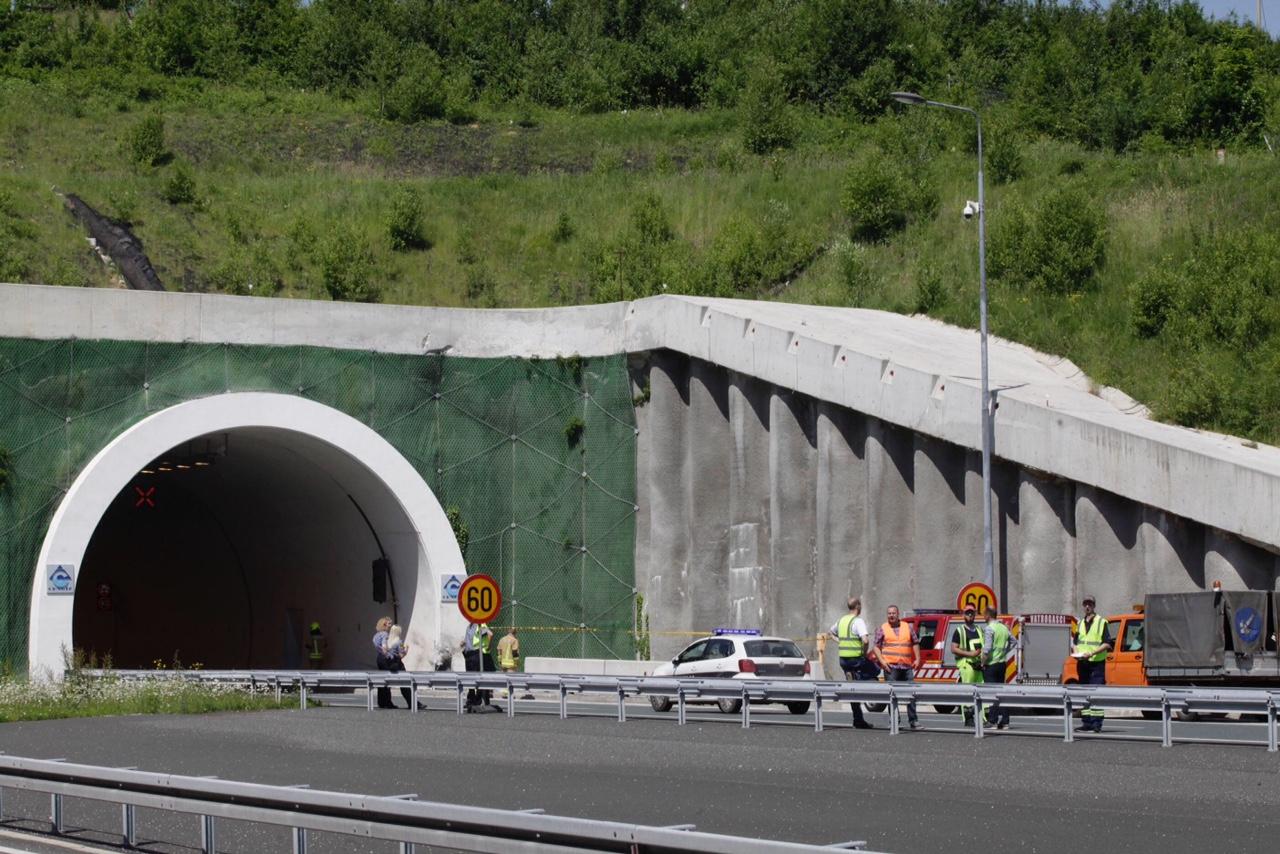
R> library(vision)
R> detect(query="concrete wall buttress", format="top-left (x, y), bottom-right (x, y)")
top-left (727, 372), bottom-right (772, 644)
top-left (1073, 485), bottom-right (1145, 610)
top-left (643, 352), bottom-right (692, 655)
top-left (687, 360), bottom-right (732, 635)
top-left (864, 418), bottom-right (916, 612)
top-left (1204, 529), bottom-right (1278, 591)
top-left (1008, 473), bottom-right (1075, 613)
top-left (768, 390), bottom-right (819, 644)
top-left (815, 402), bottom-right (867, 674)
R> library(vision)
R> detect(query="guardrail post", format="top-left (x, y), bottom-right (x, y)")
top-left (200, 814), bottom-right (216, 854)
top-left (888, 688), bottom-right (899, 736)
top-left (367, 680), bottom-right (375, 713)
top-left (399, 843), bottom-right (416, 854)
top-left (122, 804), bottom-right (136, 847)
top-left (974, 693), bottom-right (984, 739)
top-left (50, 793), bottom-right (63, 834)
top-left (617, 686), bottom-right (626, 723)
top-left (677, 688), bottom-right (687, 726)
top-left (813, 693), bottom-right (823, 734)
top-left (1161, 695), bottom-right (1173, 748)
top-left (456, 681), bottom-right (466, 715)
top-left (742, 690), bottom-right (751, 729)
top-left (411, 682), bottom-right (419, 714)
top-left (507, 684), bottom-right (517, 718)
top-left (559, 683), bottom-right (569, 720)
top-left (1063, 695), bottom-right (1073, 743)
top-left (299, 679), bottom-right (308, 711)
top-left (1269, 700), bottom-right (1278, 753)
top-left (292, 827), bottom-right (307, 854)
top-left (274, 677), bottom-right (281, 704)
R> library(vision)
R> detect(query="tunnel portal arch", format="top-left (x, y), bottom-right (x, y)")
top-left (29, 393), bottom-right (467, 676)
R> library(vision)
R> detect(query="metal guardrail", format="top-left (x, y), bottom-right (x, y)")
top-left (81, 669), bottom-right (1280, 751)
top-left (0, 755), bottom-right (880, 854)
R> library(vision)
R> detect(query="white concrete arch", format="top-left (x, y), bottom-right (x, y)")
top-left (29, 392), bottom-right (467, 676)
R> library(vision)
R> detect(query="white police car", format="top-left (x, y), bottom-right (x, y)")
top-left (648, 630), bottom-right (812, 715)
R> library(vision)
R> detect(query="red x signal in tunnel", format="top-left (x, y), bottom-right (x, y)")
top-left (134, 485), bottom-right (155, 508)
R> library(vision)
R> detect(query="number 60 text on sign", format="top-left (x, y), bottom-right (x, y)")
top-left (457, 574), bottom-right (501, 624)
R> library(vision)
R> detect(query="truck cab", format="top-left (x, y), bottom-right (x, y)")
top-left (1060, 610), bottom-right (1147, 687)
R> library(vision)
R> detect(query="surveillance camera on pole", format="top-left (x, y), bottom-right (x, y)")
top-left (963, 200), bottom-right (981, 221)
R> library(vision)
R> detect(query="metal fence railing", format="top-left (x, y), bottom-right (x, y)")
top-left (80, 669), bottom-right (1280, 752)
top-left (0, 755), bottom-right (878, 854)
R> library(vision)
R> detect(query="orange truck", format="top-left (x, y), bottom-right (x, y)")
top-left (1061, 591), bottom-right (1280, 689)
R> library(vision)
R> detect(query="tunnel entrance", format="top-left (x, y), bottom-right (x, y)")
top-left (30, 393), bottom-right (467, 676)
top-left (74, 429), bottom-right (418, 669)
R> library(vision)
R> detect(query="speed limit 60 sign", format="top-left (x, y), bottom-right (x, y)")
top-left (956, 582), bottom-right (997, 615)
top-left (457, 574), bottom-right (501, 623)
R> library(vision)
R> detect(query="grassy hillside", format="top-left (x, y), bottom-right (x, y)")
top-left (1, 1), bottom-right (1279, 444)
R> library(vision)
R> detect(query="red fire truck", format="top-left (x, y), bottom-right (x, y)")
top-left (865, 610), bottom-right (1075, 713)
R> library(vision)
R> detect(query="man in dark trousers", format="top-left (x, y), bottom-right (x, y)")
top-left (461, 622), bottom-right (494, 712)
top-left (1073, 595), bottom-right (1113, 733)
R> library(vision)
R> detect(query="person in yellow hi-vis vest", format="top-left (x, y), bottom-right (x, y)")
top-left (307, 622), bottom-right (327, 670)
top-left (949, 607), bottom-right (984, 725)
top-left (1073, 595), bottom-right (1113, 733)
top-left (497, 627), bottom-right (520, 699)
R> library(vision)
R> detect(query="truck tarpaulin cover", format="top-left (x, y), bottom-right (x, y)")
top-left (1145, 593), bottom-right (1224, 668)
top-left (1224, 591), bottom-right (1268, 656)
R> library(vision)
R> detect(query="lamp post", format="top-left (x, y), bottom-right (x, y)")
top-left (890, 91), bottom-right (994, 592)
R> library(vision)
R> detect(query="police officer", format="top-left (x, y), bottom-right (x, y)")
top-left (949, 606), bottom-right (983, 724)
top-left (828, 597), bottom-right (874, 730)
top-left (980, 606), bottom-right (1013, 729)
top-left (1074, 595), bottom-right (1113, 733)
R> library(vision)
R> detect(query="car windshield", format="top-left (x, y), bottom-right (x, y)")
top-left (744, 640), bottom-right (803, 659)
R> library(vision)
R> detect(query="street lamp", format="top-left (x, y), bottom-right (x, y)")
top-left (890, 90), bottom-right (994, 593)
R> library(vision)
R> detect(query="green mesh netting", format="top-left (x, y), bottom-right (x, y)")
top-left (0, 338), bottom-right (637, 670)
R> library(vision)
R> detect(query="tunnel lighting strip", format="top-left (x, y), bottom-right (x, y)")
top-left (76, 669), bottom-right (1280, 752)
top-left (0, 755), bottom-right (877, 854)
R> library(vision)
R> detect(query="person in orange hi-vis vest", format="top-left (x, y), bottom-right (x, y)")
top-left (872, 605), bottom-right (925, 731)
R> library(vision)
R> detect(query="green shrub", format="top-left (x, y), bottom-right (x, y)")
top-left (697, 201), bottom-right (811, 297)
top-left (741, 61), bottom-right (794, 154)
top-left (835, 239), bottom-right (876, 303)
top-left (447, 507), bottom-right (469, 557)
top-left (1129, 267), bottom-right (1179, 338)
top-left (564, 415), bottom-right (585, 446)
top-left (589, 193), bottom-right (685, 302)
top-left (319, 229), bottom-right (379, 303)
top-left (840, 149), bottom-right (935, 242)
top-left (985, 130), bottom-right (1024, 184)
top-left (0, 444), bottom-right (11, 492)
top-left (914, 266), bottom-right (947, 314)
top-left (991, 188), bottom-right (1105, 294)
top-left (386, 185), bottom-right (427, 251)
top-left (386, 48), bottom-right (446, 123)
top-left (161, 162), bottom-right (196, 205)
top-left (551, 212), bottom-right (574, 243)
top-left (464, 266), bottom-right (499, 306)
top-left (127, 113), bottom-right (167, 167)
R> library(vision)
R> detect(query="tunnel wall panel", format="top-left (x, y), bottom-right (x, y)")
top-left (0, 338), bottom-right (637, 669)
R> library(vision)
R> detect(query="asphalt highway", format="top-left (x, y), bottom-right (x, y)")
top-left (0, 699), bottom-right (1276, 853)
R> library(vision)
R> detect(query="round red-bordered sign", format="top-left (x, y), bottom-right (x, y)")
top-left (457, 574), bottom-right (501, 623)
top-left (956, 582), bottom-right (997, 615)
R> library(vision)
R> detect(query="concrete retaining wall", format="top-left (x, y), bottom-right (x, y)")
top-left (633, 352), bottom-right (1279, 660)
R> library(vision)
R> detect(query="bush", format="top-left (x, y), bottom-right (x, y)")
top-left (1129, 267), bottom-right (1179, 338)
top-left (985, 129), bottom-right (1024, 184)
top-left (161, 163), bottom-right (196, 205)
top-left (0, 444), bottom-right (11, 492)
top-left (741, 61), bottom-right (794, 155)
top-left (386, 186), bottom-right (427, 251)
top-left (991, 188), bottom-right (1106, 294)
top-left (127, 114), bottom-right (167, 167)
top-left (840, 149), bottom-right (936, 242)
top-left (914, 266), bottom-right (947, 314)
top-left (589, 193), bottom-right (686, 302)
top-left (697, 201), bottom-right (811, 297)
top-left (837, 240), bottom-right (876, 303)
top-left (551, 212), bottom-right (574, 243)
top-left (319, 229), bottom-right (379, 303)
top-left (386, 48), bottom-right (446, 123)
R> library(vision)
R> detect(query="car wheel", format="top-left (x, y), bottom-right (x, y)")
top-left (717, 698), bottom-right (743, 714)
top-left (786, 701), bottom-right (810, 715)
top-left (649, 695), bottom-right (672, 713)
top-left (865, 702), bottom-right (886, 713)
top-left (932, 704), bottom-right (956, 715)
